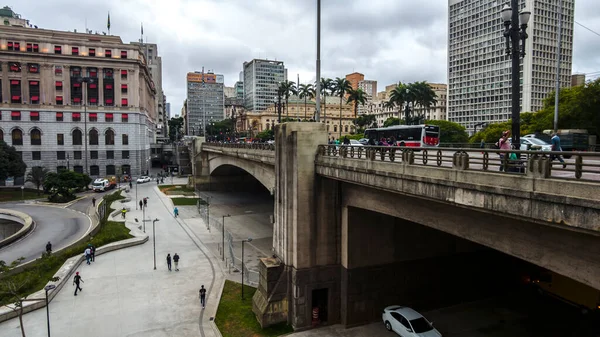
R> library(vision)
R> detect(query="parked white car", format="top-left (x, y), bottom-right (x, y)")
top-left (136, 176), bottom-right (151, 183)
top-left (382, 306), bottom-right (442, 337)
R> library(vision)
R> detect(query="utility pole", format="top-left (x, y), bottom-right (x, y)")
top-left (553, 0), bottom-right (563, 133)
top-left (315, 0), bottom-right (321, 122)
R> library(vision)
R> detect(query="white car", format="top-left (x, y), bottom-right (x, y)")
top-left (349, 139), bottom-right (364, 147)
top-left (382, 306), bottom-right (442, 337)
top-left (520, 137), bottom-right (552, 151)
top-left (136, 176), bottom-right (151, 183)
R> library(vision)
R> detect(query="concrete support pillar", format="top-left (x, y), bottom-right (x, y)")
top-left (527, 155), bottom-right (551, 178)
top-left (402, 149), bottom-right (415, 165)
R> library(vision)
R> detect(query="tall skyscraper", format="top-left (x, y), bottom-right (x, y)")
top-left (243, 59), bottom-right (285, 111)
top-left (447, 0), bottom-right (574, 132)
top-left (186, 71), bottom-right (224, 135)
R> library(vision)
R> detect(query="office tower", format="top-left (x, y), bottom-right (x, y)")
top-left (186, 71), bottom-right (224, 135)
top-left (243, 59), bottom-right (285, 111)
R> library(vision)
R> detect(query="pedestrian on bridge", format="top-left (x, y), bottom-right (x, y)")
top-left (73, 272), bottom-right (84, 296)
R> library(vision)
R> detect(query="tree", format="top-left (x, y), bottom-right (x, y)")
top-left (278, 80), bottom-right (297, 118)
top-left (0, 257), bottom-right (59, 337)
top-left (319, 78), bottom-right (334, 122)
top-left (332, 77), bottom-right (352, 138)
top-left (425, 120), bottom-right (469, 144)
top-left (0, 141), bottom-right (27, 181)
top-left (26, 167), bottom-right (48, 195)
top-left (353, 114), bottom-right (376, 132)
top-left (207, 118), bottom-right (234, 138)
top-left (256, 129), bottom-right (274, 141)
top-left (389, 82), bottom-right (409, 122)
top-left (347, 88), bottom-right (368, 118)
top-left (298, 83), bottom-right (316, 120)
top-left (469, 121), bottom-right (513, 143)
top-left (384, 117), bottom-right (401, 127)
top-left (411, 81), bottom-right (438, 117)
top-left (44, 170), bottom-right (92, 202)
top-left (168, 117), bottom-right (184, 141)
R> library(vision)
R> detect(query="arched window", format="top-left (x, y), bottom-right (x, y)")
top-left (344, 125), bottom-right (348, 133)
top-left (12, 129), bottom-right (23, 145)
top-left (30, 128), bottom-right (42, 145)
top-left (72, 129), bottom-right (82, 145)
top-left (333, 125), bottom-right (337, 133)
top-left (89, 129), bottom-right (98, 145)
top-left (105, 129), bottom-right (115, 145)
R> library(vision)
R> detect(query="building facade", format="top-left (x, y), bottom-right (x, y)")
top-left (235, 81), bottom-right (243, 100)
top-left (186, 71), bottom-right (224, 136)
top-left (447, 0), bottom-right (574, 132)
top-left (412, 83), bottom-right (448, 121)
top-left (224, 86), bottom-right (235, 99)
top-left (345, 72), bottom-right (364, 92)
top-left (358, 80), bottom-right (377, 99)
top-left (0, 25), bottom-right (157, 178)
top-left (571, 73), bottom-right (585, 87)
top-left (0, 6), bottom-right (29, 28)
top-left (243, 59), bottom-right (285, 111)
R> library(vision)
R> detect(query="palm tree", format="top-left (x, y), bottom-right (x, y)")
top-left (319, 78), bottom-right (333, 122)
top-left (26, 166), bottom-right (48, 195)
top-left (389, 82), bottom-right (410, 122)
top-left (332, 77), bottom-right (352, 139)
top-left (412, 81), bottom-right (438, 120)
top-left (298, 83), bottom-right (316, 120)
top-left (346, 88), bottom-right (368, 118)
top-left (278, 80), bottom-right (297, 118)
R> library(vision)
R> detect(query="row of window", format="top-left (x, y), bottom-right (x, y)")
top-left (7, 41), bottom-right (129, 59)
top-left (5, 80), bottom-right (129, 106)
top-left (1, 111), bottom-right (129, 122)
top-left (2, 128), bottom-right (129, 146)
top-left (27, 150), bottom-right (132, 161)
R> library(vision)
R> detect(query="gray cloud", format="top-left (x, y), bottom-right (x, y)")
top-left (8, 0), bottom-right (600, 115)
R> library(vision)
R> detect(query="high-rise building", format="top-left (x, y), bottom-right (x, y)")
top-left (447, 0), bottom-right (574, 132)
top-left (224, 86), bottom-right (236, 99)
top-left (235, 81), bottom-right (244, 100)
top-left (131, 41), bottom-right (165, 139)
top-left (243, 59), bottom-right (285, 111)
top-left (345, 72), bottom-right (364, 91)
top-left (358, 80), bottom-right (377, 99)
top-left (186, 71), bottom-right (224, 135)
top-left (0, 25), bottom-right (157, 177)
top-left (571, 73), bottom-right (585, 87)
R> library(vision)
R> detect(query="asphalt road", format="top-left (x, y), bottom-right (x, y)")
top-left (0, 202), bottom-right (91, 264)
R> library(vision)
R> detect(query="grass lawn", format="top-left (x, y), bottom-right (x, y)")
top-left (171, 197), bottom-right (201, 206)
top-left (215, 280), bottom-right (293, 337)
top-left (0, 191), bottom-right (133, 306)
top-left (0, 188), bottom-right (43, 202)
top-left (159, 185), bottom-right (195, 194)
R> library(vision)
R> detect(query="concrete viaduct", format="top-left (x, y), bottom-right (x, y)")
top-left (195, 123), bottom-right (600, 331)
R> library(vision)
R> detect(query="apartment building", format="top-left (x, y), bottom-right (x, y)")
top-left (243, 59), bottom-right (285, 111)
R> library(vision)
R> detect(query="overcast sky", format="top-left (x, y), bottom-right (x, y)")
top-left (9, 0), bottom-right (600, 116)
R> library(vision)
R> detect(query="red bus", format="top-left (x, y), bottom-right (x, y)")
top-left (364, 125), bottom-right (440, 147)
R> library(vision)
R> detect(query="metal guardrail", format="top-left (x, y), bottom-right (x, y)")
top-left (317, 145), bottom-right (600, 182)
top-left (203, 142), bottom-right (275, 151)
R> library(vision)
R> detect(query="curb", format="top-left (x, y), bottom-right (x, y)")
top-left (0, 209), bottom-right (34, 249)
top-left (0, 221), bottom-right (148, 323)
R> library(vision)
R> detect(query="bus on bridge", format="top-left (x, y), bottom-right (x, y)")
top-left (364, 124), bottom-right (441, 147)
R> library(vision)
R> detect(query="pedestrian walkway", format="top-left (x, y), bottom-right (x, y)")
top-left (0, 179), bottom-right (223, 337)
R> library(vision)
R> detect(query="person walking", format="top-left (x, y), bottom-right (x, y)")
top-left (497, 131), bottom-right (511, 171)
top-left (121, 207), bottom-right (127, 219)
top-left (551, 133), bottom-right (567, 168)
top-left (173, 253), bottom-right (180, 271)
top-left (89, 244), bottom-right (96, 262)
top-left (139, 200), bottom-right (143, 210)
top-left (92, 197), bottom-right (96, 207)
top-left (166, 253), bottom-right (172, 271)
top-left (174, 207), bottom-right (179, 218)
top-left (45, 241), bottom-right (52, 255)
top-left (129, 181), bottom-right (132, 189)
top-left (143, 198), bottom-right (148, 208)
top-left (73, 272), bottom-right (83, 296)
top-left (84, 247), bottom-right (92, 265)
top-left (199, 285), bottom-right (207, 309)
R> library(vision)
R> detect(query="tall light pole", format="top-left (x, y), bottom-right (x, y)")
top-left (222, 214), bottom-right (231, 261)
top-left (152, 218), bottom-right (159, 270)
top-left (44, 284), bottom-right (56, 337)
top-left (553, 0), bottom-right (563, 133)
top-left (315, 0), bottom-right (321, 122)
top-left (241, 237), bottom-right (252, 300)
top-left (142, 200), bottom-right (146, 233)
top-left (501, 1), bottom-right (531, 150)
top-left (77, 76), bottom-right (96, 175)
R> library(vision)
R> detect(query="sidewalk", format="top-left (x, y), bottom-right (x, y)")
top-left (0, 178), bottom-right (224, 337)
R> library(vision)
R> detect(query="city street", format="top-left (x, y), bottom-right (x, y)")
top-left (0, 203), bottom-right (90, 264)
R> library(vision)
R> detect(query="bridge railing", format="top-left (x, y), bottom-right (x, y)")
top-left (317, 145), bottom-right (600, 182)
top-left (203, 142), bottom-right (275, 151)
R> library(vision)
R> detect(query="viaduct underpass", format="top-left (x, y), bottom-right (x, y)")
top-left (196, 123), bottom-right (600, 332)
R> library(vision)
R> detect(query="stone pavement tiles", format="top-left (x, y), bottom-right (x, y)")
top-left (0, 181), bottom-right (223, 337)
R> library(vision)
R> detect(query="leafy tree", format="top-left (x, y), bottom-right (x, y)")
top-left (389, 82), bottom-right (409, 121)
top-left (411, 81), bottom-right (438, 117)
top-left (256, 129), bottom-right (274, 141)
top-left (318, 78), bottom-right (334, 122)
top-left (26, 167), bottom-right (49, 195)
top-left (207, 118), bottom-right (234, 137)
top-left (389, 82), bottom-right (438, 124)
top-left (0, 257), bottom-right (60, 337)
top-left (425, 120), bottom-right (469, 144)
top-left (168, 117), bottom-right (184, 141)
top-left (44, 170), bottom-right (92, 202)
top-left (0, 141), bottom-right (27, 181)
top-left (298, 83), bottom-right (316, 120)
top-left (278, 80), bottom-right (297, 118)
top-left (347, 88), bottom-right (368, 118)
top-left (469, 121), bottom-right (513, 143)
top-left (353, 114), bottom-right (376, 133)
top-left (384, 117), bottom-right (401, 127)
top-left (332, 77), bottom-right (352, 138)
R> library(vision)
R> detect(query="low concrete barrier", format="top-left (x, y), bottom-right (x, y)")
top-left (0, 209), bottom-right (34, 249)
top-left (0, 221), bottom-right (147, 323)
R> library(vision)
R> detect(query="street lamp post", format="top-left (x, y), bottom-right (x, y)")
top-left (315, 0), bottom-right (321, 122)
top-left (142, 201), bottom-right (146, 233)
top-left (135, 181), bottom-right (138, 210)
top-left (44, 284), bottom-right (56, 337)
top-left (222, 214), bottom-right (231, 261)
top-left (501, 1), bottom-right (531, 150)
top-left (241, 237), bottom-right (252, 300)
top-left (152, 218), bottom-right (159, 270)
